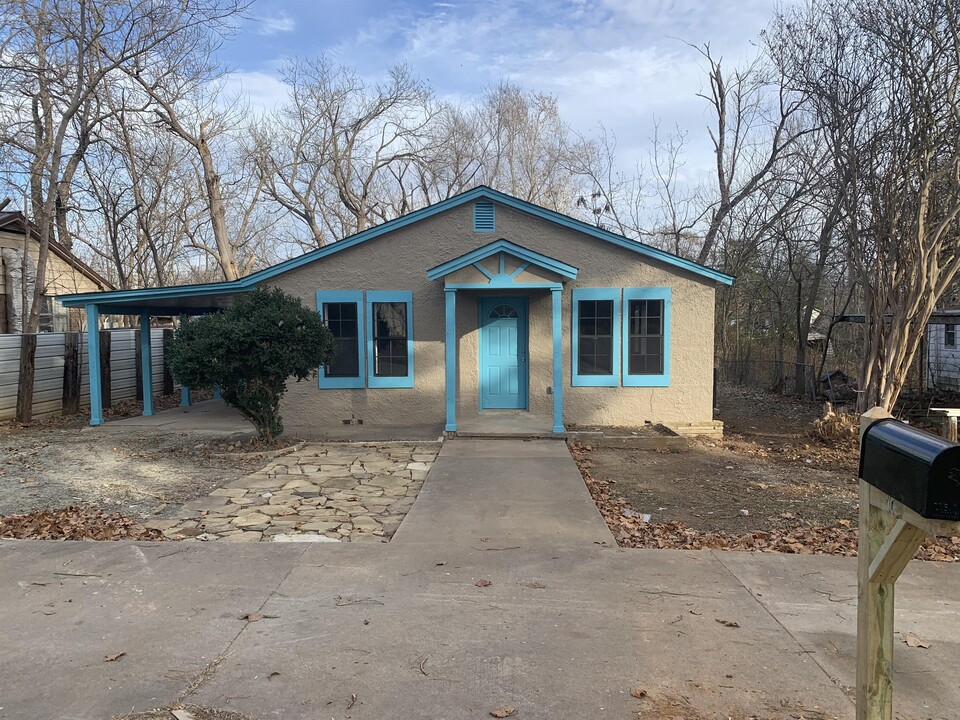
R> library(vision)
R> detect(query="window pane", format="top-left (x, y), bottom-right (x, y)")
top-left (577, 299), bottom-right (614, 375)
top-left (628, 299), bottom-right (664, 376)
top-left (323, 302), bottom-right (359, 377)
top-left (374, 302), bottom-right (406, 340)
top-left (373, 302), bottom-right (408, 377)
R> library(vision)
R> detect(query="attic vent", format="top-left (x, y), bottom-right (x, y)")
top-left (473, 201), bottom-right (495, 232)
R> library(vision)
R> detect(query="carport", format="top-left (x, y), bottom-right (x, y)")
top-left (59, 281), bottom-right (253, 426)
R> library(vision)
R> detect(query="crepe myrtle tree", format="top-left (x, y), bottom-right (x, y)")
top-left (168, 288), bottom-right (334, 441)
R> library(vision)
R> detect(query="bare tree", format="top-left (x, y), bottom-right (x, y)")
top-left (771, 0), bottom-right (960, 411)
top-left (0, 0), bottom-right (246, 330)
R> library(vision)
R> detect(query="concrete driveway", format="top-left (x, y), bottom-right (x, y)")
top-left (1, 438), bottom-right (958, 720)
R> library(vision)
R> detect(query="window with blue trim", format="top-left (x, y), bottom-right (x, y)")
top-left (317, 291), bottom-right (365, 388)
top-left (622, 288), bottom-right (671, 387)
top-left (366, 291), bottom-right (414, 388)
top-left (572, 288), bottom-right (620, 386)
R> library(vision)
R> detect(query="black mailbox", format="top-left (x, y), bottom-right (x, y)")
top-left (860, 418), bottom-right (960, 520)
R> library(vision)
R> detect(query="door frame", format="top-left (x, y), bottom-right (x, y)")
top-left (478, 295), bottom-right (529, 411)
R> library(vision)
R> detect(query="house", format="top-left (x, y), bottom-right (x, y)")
top-left (59, 187), bottom-right (734, 436)
top-left (0, 211), bottom-right (113, 333)
top-left (927, 309), bottom-right (960, 392)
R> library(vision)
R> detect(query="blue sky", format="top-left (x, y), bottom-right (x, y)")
top-left (218, 0), bottom-right (778, 176)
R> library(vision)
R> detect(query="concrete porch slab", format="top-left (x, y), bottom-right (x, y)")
top-left (87, 399), bottom-right (255, 438)
top-left (456, 412), bottom-right (557, 438)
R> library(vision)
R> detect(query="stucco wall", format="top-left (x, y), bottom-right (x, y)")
top-left (266, 200), bottom-right (718, 436)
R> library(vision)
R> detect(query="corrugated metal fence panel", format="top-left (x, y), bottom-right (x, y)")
top-left (110, 330), bottom-right (138, 403)
top-left (0, 335), bottom-right (22, 421)
top-left (31, 333), bottom-right (67, 418)
top-left (0, 329), bottom-right (176, 421)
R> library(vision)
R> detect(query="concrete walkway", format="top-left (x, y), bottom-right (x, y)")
top-left (392, 438), bottom-right (613, 548)
top-left (1, 439), bottom-right (959, 720)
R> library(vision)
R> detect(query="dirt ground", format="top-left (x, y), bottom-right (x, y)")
top-left (0, 401), bottom-right (265, 519)
top-left (583, 384), bottom-right (859, 534)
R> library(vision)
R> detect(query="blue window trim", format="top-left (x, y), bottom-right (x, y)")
top-left (366, 290), bottom-right (414, 389)
top-left (572, 288), bottom-right (620, 387)
top-left (317, 290), bottom-right (365, 389)
top-left (622, 287), bottom-right (671, 387)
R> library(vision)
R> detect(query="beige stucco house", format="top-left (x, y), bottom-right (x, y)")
top-left (61, 187), bottom-right (733, 435)
top-left (1, 211), bottom-right (113, 333)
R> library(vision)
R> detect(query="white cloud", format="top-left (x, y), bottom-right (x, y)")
top-left (222, 70), bottom-right (290, 113)
top-left (258, 12), bottom-right (295, 36)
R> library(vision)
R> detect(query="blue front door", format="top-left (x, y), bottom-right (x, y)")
top-left (479, 297), bottom-right (527, 409)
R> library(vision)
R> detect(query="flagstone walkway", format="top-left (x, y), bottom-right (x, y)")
top-left (148, 442), bottom-right (440, 543)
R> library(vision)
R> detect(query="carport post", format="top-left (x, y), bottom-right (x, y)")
top-left (86, 303), bottom-right (103, 426)
top-left (551, 287), bottom-right (564, 433)
top-left (139, 312), bottom-right (154, 416)
top-left (444, 288), bottom-right (457, 433)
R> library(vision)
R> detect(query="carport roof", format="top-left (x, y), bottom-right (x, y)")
top-left (59, 280), bottom-right (253, 315)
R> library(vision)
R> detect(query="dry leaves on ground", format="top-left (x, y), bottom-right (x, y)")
top-left (0, 506), bottom-right (164, 541)
top-left (104, 651), bottom-right (126, 662)
top-left (902, 633), bottom-right (931, 649)
top-left (570, 443), bottom-right (960, 562)
top-left (490, 708), bottom-right (516, 718)
top-left (475, 579), bottom-right (493, 587)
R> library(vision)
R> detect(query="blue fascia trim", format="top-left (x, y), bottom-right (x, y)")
top-left (244, 187), bottom-right (497, 285)
top-left (445, 282), bottom-right (562, 290)
top-left (444, 289), bottom-right (457, 433)
top-left (622, 287), bottom-right (671, 387)
top-left (427, 238), bottom-right (578, 281)
top-left (317, 290), bottom-right (365, 389)
top-left (366, 290), bottom-right (414, 389)
top-left (63, 186), bottom-right (728, 314)
top-left (477, 189), bottom-right (734, 285)
top-left (551, 287), bottom-right (564, 433)
top-left (59, 282), bottom-right (253, 308)
top-left (572, 288), bottom-right (621, 387)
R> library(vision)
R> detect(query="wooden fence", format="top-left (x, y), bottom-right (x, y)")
top-left (0, 329), bottom-right (176, 422)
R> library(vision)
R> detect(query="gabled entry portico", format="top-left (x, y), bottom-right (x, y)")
top-left (427, 239), bottom-right (578, 435)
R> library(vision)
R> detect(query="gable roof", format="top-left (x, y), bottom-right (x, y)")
top-left (241, 185), bottom-right (733, 286)
top-left (62, 185), bottom-right (732, 310)
top-left (0, 211), bottom-right (115, 291)
top-left (427, 238), bottom-right (578, 281)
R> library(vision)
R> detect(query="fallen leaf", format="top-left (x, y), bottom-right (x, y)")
top-left (104, 651), bottom-right (126, 662)
top-left (715, 619), bottom-right (740, 628)
top-left (475, 579), bottom-right (492, 587)
top-left (268, 671), bottom-right (280, 680)
top-left (239, 612), bottom-right (262, 622)
top-left (490, 708), bottom-right (516, 718)
top-left (520, 581), bottom-right (546, 589)
top-left (630, 689), bottom-right (647, 698)
top-left (436, 562), bottom-right (446, 566)
top-left (903, 633), bottom-right (930, 649)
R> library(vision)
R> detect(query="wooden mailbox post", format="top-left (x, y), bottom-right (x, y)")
top-left (856, 407), bottom-right (960, 720)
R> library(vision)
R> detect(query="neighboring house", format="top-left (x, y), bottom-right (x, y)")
top-left (0, 211), bottom-right (113, 333)
top-left (60, 187), bottom-right (734, 436)
top-left (927, 308), bottom-right (960, 392)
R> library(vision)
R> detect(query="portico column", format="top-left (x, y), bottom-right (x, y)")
top-left (139, 312), bottom-right (154, 417)
top-left (551, 286), bottom-right (564, 433)
top-left (86, 303), bottom-right (103, 427)
top-left (445, 288), bottom-right (457, 433)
